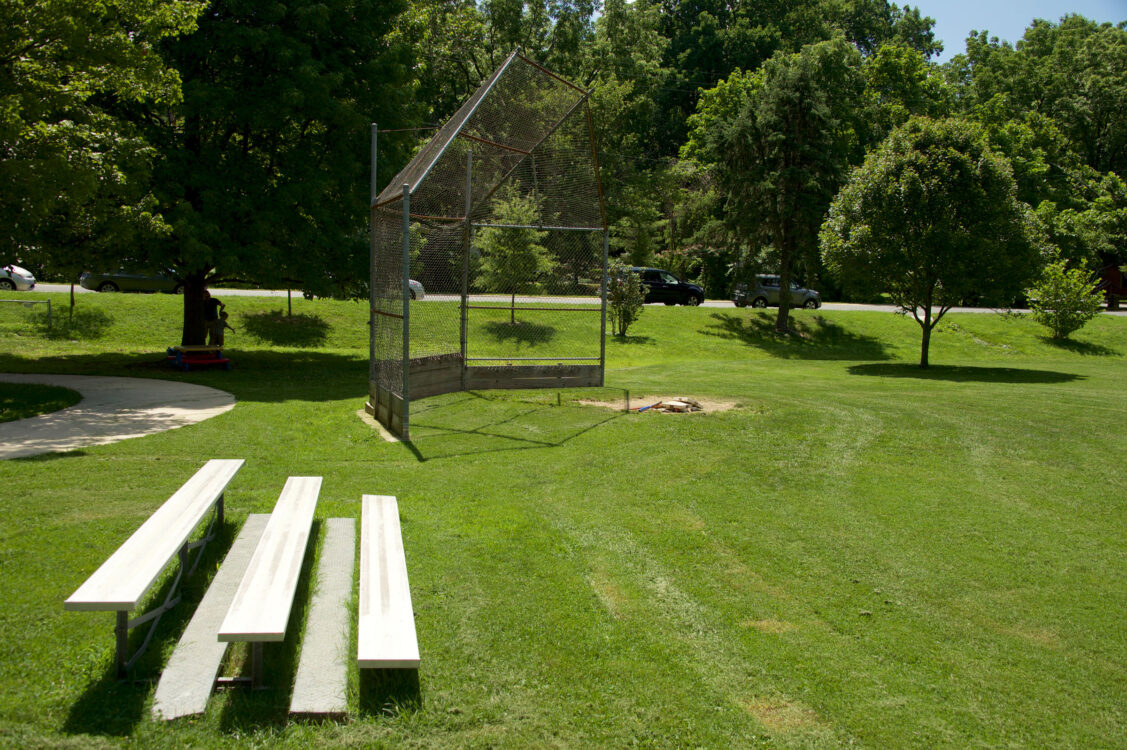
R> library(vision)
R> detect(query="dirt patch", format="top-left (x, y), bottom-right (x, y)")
top-left (743, 697), bottom-right (821, 732)
top-left (990, 621), bottom-right (1062, 649)
top-left (742, 618), bottom-right (798, 634)
top-left (576, 395), bottom-right (741, 413)
top-left (589, 569), bottom-right (629, 619)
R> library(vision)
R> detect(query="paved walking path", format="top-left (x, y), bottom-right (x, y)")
top-left (0, 374), bottom-right (236, 459)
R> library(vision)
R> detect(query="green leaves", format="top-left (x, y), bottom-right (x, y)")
top-left (1, 0), bottom-right (203, 275)
top-left (1028, 258), bottom-right (1106, 339)
top-left (607, 259), bottom-right (644, 336)
top-left (476, 185), bottom-right (555, 297)
top-left (821, 116), bottom-right (1047, 364)
top-left (689, 36), bottom-right (867, 328)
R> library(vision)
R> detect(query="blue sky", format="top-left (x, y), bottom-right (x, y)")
top-left (913, 0), bottom-right (1127, 61)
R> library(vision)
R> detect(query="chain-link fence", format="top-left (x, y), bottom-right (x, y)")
top-left (368, 51), bottom-right (608, 439)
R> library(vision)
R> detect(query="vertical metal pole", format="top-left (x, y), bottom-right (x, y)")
top-left (460, 150), bottom-right (473, 388)
top-left (115, 610), bottom-right (129, 679)
top-left (401, 183), bottom-right (411, 439)
top-left (251, 642), bottom-right (264, 690)
top-left (46, 299), bottom-right (51, 330)
top-left (599, 231), bottom-right (609, 386)
top-left (369, 125), bottom-right (378, 392)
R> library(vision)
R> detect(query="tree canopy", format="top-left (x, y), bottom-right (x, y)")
top-left (476, 185), bottom-right (554, 324)
top-left (821, 117), bottom-right (1046, 366)
top-left (144, 0), bottom-right (417, 343)
top-left (685, 36), bottom-right (867, 331)
top-left (1, 0), bottom-right (202, 271)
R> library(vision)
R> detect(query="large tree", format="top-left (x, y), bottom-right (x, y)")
top-left (947, 15), bottom-right (1127, 176)
top-left (685, 36), bottom-right (868, 332)
top-left (655, 0), bottom-right (938, 153)
top-left (1, 0), bottom-right (202, 269)
top-left (399, 0), bottom-right (597, 128)
top-left (821, 117), bottom-right (1046, 366)
top-left (143, 0), bottom-right (417, 344)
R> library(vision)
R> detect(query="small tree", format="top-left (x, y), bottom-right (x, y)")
top-left (1028, 259), bottom-right (1105, 339)
top-left (607, 260), bottom-right (644, 336)
top-left (821, 117), bottom-right (1046, 367)
top-left (476, 186), bottom-right (554, 324)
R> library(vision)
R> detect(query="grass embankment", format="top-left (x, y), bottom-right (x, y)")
top-left (0, 291), bottom-right (1125, 748)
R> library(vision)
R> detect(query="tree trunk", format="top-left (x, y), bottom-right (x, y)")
top-left (775, 242), bottom-right (794, 334)
top-left (919, 305), bottom-right (932, 368)
top-left (181, 272), bottom-right (209, 346)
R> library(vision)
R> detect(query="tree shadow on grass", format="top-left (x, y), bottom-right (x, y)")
top-left (1040, 336), bottom-right (1121, 357)
top-left (64, 519), bottom-right (236, 737)
top-left (849, 363), bottom-right (1084, 384)
top-left (42, 308), bottom-right (114, 341)
top-left (12, 448), bottom-right (88, 462)
top-left (482, 320), bottom-right (556, 346)
top-left (606, 334), bottom-right (654, 346)
top-left (704, 312), bottom-right (891, 360)
top-left (240, 311), bottom-right (329, 347)
top-left (0, 350), bottom-right (369, 404)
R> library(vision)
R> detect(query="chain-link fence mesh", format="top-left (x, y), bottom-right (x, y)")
top-left (369, 51), bottom-right (607, 437)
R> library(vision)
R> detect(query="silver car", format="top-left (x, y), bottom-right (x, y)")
top-left (0, 264), bottom-right (36, 291)
top-left (80, 269), bottom-right (183, 293)
top-left (734, 274), bottom-right (821, 309)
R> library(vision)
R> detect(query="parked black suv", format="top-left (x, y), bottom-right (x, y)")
top-left (631, 267), bottom-right (705, 306)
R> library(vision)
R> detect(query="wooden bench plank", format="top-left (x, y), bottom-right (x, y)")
top-left (152, 514), bottom-right (269, 720)
top-left (65, 459), bottom-right (244, 611)
top-left (218, 476), bottom-right (321, 642)
top-left (290, 518), bottom-right (356, 717)
top-left (358, 495), bottom-right (420, 669)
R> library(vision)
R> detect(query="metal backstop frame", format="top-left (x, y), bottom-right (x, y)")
top-left (368, 51), bottom-right (608, 440)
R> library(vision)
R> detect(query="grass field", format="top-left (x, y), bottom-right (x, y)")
top-left (0, 291), bottom-right (1125, 748)
top-left (0, 382), bottom-right (81, 422)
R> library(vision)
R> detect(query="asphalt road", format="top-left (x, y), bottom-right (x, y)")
top-left (31, 284), bottom-right (1126, 315)
top-left (36, 283), bottom-right (293, 297)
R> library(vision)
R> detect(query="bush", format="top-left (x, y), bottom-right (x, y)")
top-left (608, 260), bottom-right (644, 336)
top-left (1028, 259), bottom-right (1105, 339)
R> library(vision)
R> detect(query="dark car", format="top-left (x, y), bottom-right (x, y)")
top-left (631, 267), bottom-right (705, 306)
top-left (80, 269), bottom-right (183, 293)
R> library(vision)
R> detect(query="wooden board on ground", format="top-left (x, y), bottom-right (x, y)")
top-left (290, 518), bottom-right (356, 717)
top-left (152, 514), bottom-right (269, 720)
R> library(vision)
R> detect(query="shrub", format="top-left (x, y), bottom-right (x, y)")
top-left (608, 260), bottom-right (644, 336)
top-left (1028, 259), bottom-right (1105, 339)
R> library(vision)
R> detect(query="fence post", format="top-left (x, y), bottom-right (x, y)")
top-left (401, 183), bottom-right (411, 440)
top-left (460, 150), bottom-right (473, 389)
top-left (369, 124), bottom-right (378, 395)
top-left (599, 230), bottom-right (609, 386)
